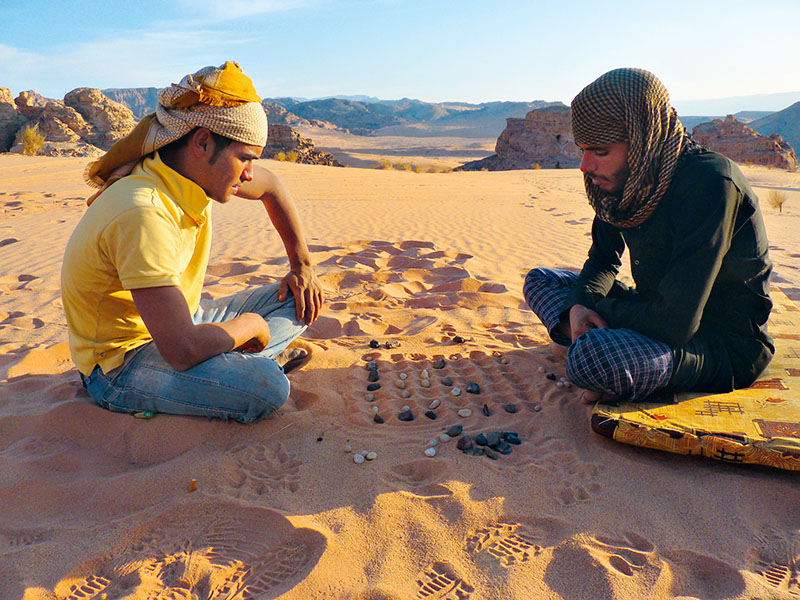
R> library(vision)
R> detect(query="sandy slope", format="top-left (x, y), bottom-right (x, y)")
top-left (1, 153), bottom-right (799, 600)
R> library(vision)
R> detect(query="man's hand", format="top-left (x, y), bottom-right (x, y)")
top-left (568, 304), bottom-right (608, 342)
top-left (279, 265), bottom-right (323, 325)
top-left (234, 312), bottom-right (271, 352)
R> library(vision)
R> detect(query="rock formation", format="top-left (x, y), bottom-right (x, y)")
top-left (260, 124), bottom-right (341, 166)
top-left (0, 88), bottom-right (27, 152)
top-left (101, 87), bottom-right (158, 119)
top-left (750, 101), bottom-right (800, 156)
top-left (3, 88), bottom-right (136, 157)
top-left (456, 105), bottom-right (581, 171)
top-left (692, 115), bottom-right (797, 170)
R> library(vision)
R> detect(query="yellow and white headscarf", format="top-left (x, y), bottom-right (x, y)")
top-left (85, 61), bottom-right (267, 202)
top-left (571, 68), bottom-right (691, 228)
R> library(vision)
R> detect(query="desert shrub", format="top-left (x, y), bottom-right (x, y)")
top-left (531, 163), bottom-right (542, 170)
top-left (376, 158), bottom-right (393, 170)
top-left (20, 124), bottom-right (45, 156)
top-left (767, 189), bottom-right (788, 213)
top-left (274, 152), bottom-right (287, 161)
top-left (285, 151), bottom-right (299, 163)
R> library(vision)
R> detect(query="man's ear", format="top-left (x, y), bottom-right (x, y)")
top-left (189, 127), bottom-right (214, 159)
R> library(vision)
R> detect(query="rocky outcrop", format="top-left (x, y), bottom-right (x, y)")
top-left (260, 124), bottom-right (341, 166)
top-left (692, 115), bottom-right (797, 170)
top-left (4, 88), bottom-right (136, 157)
top-left (456, 105), bottom-right (581, 171)
top-left (0, 88), bottom-right (27, 151)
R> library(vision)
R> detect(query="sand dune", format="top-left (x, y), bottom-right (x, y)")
top-left (1, 153), bottom-right (799, 599)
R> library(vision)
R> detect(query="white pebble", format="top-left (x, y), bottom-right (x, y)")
top-left (366, 451), bottom-right (377, 460)
top-left (372, 406), bottom-right (379, 412)
top-left (501, 357), bottom-right (509, 364)
top-left (556, 382), bottom-right (565, 388)
top-left (420, 379), bottom-right (431, 388)
top-left (424, 447), bottom-right (436, 458)
top-left (399, 372), bottom-right (408, 380)
top-left (400, 390), bottom-right (411, 398)
top-left (560, 377), bottom-right (567, 382)
top-left (565, 381), bottom-right (572, 388)
top-left (361, 450), bottom-right (370, 457)
top-left (344, 444), bottom-right (352, 453)
top-left (451, 387), bottom-right (462, 396)
top-left (402, 405), bottom-right (410, 412)
top-left (429, 399), bottom-right (441, 409)
top-left (537, 366), bottom-right (546, 373)
top-left (439, 433), bottom-right (451, 442)
top-left (428, 438), bottom-right (438, 447)
top-left (366, 393), bottom-right (375, 402)
top-left (353, 454), bottom-right (365, 464)
top-left (421, 369), bottom-right (430, 379)
top-left (458, 408), bottom-right (472, 418)
top-left (394, 379), bottom-right (406, 389)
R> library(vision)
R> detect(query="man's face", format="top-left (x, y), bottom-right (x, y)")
top-left (201, 140), bottom-right (263, 203)
top-left (578, 141), bottom-right (630, 194)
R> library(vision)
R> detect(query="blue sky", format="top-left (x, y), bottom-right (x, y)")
top-left (1, 0), bottom-right (798, 111)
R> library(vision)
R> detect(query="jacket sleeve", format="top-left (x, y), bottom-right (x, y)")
top-left (594, 171), bottom-right (739, 346)
top-left (560, 216), bottom-right (625, 316)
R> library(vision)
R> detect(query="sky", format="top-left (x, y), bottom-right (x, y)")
top-left (1, 0), bottom-right (799, 113)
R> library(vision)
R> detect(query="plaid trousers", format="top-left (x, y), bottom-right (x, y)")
top-left (524, 268), bottom-right (674, 401)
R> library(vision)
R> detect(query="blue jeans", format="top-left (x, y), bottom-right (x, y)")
top-left (81, 283), bottom-right (307, 423)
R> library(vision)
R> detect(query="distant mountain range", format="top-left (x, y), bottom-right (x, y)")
top-left (102, 88), bottom-right (800, 148)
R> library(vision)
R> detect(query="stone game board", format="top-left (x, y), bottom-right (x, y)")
top-left (591, 288), bottom-right (800, 471)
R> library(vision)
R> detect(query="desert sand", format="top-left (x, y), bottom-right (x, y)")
top-left (1, 149), bottom-right (799, 600)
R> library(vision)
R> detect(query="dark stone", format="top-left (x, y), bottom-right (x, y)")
top-left (484, 448), bottom-right (499, 460)
top-left (502, 431), bottom-right (521, 445)
top-left (546, 373), bottom-right (557, 381)
top-left (316, 437), bottom-right (323, 442)
top-left (369, 339), bottom-right (380, 348)
top-left (385, 340), bottom-right (401, 349)
top-left (398, 409), bottom-right (414, 422)
top-left (433, 358), bottom-right (446, 369)
top-left (485, 431), bottom-right (502, 447)
top-left (482, 403), bottom-right (491, 417)
top-left (475, 433), bottom-right (488, 446)
top-left (441, 376), bottom-right (453, 387)
top-left (424, 410), bottom-right (438, 420)
top-left (456, 435), bottom-right (473, 451)
top-left (367, 369), bottom-right (379, 382)
top-left (373, 414), bottom-right (385, 424)
top-left (365, 361), bottom-right (378, 371)
top-left (466, 382), bottom-right (480, 394)
top-left (453, 335), bottom-right (465, 344)
top-left (464, 447), bottom-right (484, 456)
top-left (495, 441), bottom-right (513, 455)
top-left (447, 425), bottom-right (463, 437)
top-left (367, 383), bottom-right (381, 391)
top-left (504, 403), bottom-right (518, 413)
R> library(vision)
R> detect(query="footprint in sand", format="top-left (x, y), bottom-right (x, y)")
top-left (225, 440), bottom-right (303, 498)
top-left (587, 531), bottom-right (656, 577)
top-left (748, 525), bottom-right (800, 596)
top-left (532, 439), bottom-right (603, 506)
top-left (465, 520), bottom-right (543, 566)
top-left (383, 458), bottom-right (455, 496)
top-left (56, 501), bottom-right (325, 600)
top-left (416, 561), bottom-right (474, 599)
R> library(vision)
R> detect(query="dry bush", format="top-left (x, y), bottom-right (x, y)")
top-left (531, 163), bottom-right (542, 170)
top-left (20, 124), bottom-right (45, 156)
top-left (767, 189), bottom-right (787, 213)
top-left (376, 158), bottom-right (393, 170)
top-left (285, 151), bottom-right (299, 163)
top-left (274, 152), bottom-right (287, 162)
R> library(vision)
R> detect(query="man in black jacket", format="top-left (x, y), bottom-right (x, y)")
top-left (524, 68), bottom-right (773, 402)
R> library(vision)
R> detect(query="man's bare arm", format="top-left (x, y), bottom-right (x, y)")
top-left (131, 286), bottom-right (270, 371)
top-left (236, 165), bottom-right (323, 324)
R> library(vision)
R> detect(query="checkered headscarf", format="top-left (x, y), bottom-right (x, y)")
top-left (572, 68), bottom-right (688, 228)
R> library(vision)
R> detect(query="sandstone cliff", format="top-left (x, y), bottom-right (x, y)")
top-left (456, 105), bottom-right (579, 171)
top-left (0, 88), bottom-right (27, 151)
top-left (260, 124), bottom-right (341, 166)
top-left (692, 115), bottom-right (797, 170)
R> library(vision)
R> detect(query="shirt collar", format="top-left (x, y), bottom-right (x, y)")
top-left (140, 152), bottom-right (211, 225)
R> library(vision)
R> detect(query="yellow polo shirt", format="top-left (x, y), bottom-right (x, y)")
top-left (61, 153), bottom-right (212, 375)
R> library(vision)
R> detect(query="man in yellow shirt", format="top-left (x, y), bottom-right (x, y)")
top-left (61, 62), bottom-right (323, 422)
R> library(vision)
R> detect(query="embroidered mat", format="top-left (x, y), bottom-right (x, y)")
top-left (591, 288), bottom-right (800, 471)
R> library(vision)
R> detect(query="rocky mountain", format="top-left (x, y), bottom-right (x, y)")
top-left (102, 87), bottom-right (159, 119)
top-left (456, 105), bottom-right (580, 171)
top-left (0, 87), bottom-right (136, 156)
top-left (680, 110), bottom-right (773, 131)
top-left (749, 102), bottom-right (800, 156)
top-left (261, 124), bottom-right (341, 166)
top-left (692, 115), bottom-right (797, 170)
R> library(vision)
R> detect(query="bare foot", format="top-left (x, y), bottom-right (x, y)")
top-left (581, 389), bottom-right (618, 404)
top-left (279, 344), bottom-right (313, 374)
